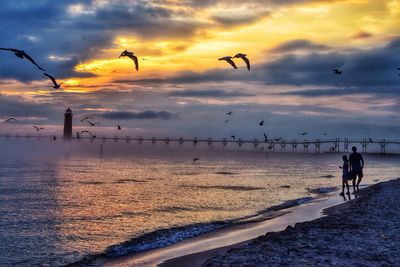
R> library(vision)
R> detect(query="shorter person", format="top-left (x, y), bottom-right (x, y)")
top-left (340, 155), bottom-right (350, 195)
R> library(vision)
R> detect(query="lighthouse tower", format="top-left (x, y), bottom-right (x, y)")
top-left (63, 107), bottom-right (73, 140)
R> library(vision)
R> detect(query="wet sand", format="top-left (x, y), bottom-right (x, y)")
top-left (95, 187), bottom-right (352, 266)
top-left (202, 179), bottom-right (400, 266)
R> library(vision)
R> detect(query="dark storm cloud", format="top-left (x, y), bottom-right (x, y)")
top-left (268, 39), bottom-right (330, 53)
top-left (276, 87), bottom-right (400, 97)
top-left (0, 94), bottom-right (55, 117)
top-left (168, 38), bottom-right (400, 91)
top-left (211, 10), bottom-right (270, 27)
top-left (98, 110), bottom-right (175, 120)
top-left (169, 89), bottom-right (254, 98)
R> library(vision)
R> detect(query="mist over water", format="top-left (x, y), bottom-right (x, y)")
top-left (1, 139), bottom-right (400, 266)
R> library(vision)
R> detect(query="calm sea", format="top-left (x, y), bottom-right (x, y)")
top-left (1, 139), bottom-right (399, 266)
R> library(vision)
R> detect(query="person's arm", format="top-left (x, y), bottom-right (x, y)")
top-left (361, 155), bottom-right (364, 169)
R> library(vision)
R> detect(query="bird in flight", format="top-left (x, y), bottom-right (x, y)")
top-left (234, 53), bottom-right (250, 71)
top-left (333, 68), bottom-right (342, 75)
top-left (43, 73), bottom-right (66, 89)
top-left (259, 120), bottom-right (264, 126)
top-left (81, 130), bottom-right (94, 136)
top-left (119, 50), bottom-right (139, 71)
top-left (218, 56), bottom-right (237, 69)
top-left (80, 116), bottom-right (95, 122)
top-left (323, 133), bottom-right (327, 136)
top-left (224, 119), bottom-right (229, 123)
top-left (231, 135), bottom-right (236, 139)
top-left (33, 126), bottom-right (44, 131)
top-left (4, 117), bottom-right (17, 123)
top-left (87, 121), bottom-right (100, 126)
top-left (0, 48), bottom-right (45, 71)
top-left (117, 124), bottom-right (121, 130)
top-left (274, 137), bottom-right (282, 142)
top-left (300, 131), bottom-right (308, 136)
top-left (226, 111), bottom-right (232, 115)
top-left (263, 133), bottom-right (268, 142)
top-left (193, 157), bottom-right (200, 162)
top-left (369, 138), bottom-right (373, 143)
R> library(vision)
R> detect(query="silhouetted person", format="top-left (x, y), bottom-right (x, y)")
top-left (339, 155), bottom-right (351, 195)
top-left (349, 146), bottom-right (364, 190)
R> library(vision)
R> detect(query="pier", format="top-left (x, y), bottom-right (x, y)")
top-left (1, 134), bottom-right (399, 154)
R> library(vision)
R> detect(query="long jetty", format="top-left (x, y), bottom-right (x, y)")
top-left (1, 134), bottom-right (399, 154)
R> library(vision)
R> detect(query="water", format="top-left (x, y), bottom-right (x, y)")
top-left (1, 139), bottom-right (399, 266)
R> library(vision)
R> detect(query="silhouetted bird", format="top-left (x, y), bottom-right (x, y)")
top-left (224, 119), bottom-right (229, 123)
top-left (226, 111), bottom-right (232, 115)
top-left (369, 138), bottom-right (373, 143)
top-left (323, 133), bottom-right (327, 136)
top-left (218, 56), bottom-right (237, 69)
top-left (193, 157), bottom-right (200, 162)
top-left (263, 133), bottom-right (268, 142)
top-left (119, 50), bottom-right (139, 71)
top-left (33, 126), bottom-right (43, 131)
top-left (333, 68), bottom-right (342, 75)
top-left (231, 135), bottom-right (236, 139)
top-left (0, 48), bottom-right (45, 71)
top-left (87, 121), bottom-right (100, 126)
top-left (259, 120), bottom-right (264, 126)
top-left (81, 130), bottom-right (93, 136)
top-left (234, 53), bottom-right (250, 71)
top-left (5, 117), bottom-right (17, 122)
top-left (268, 145), bottom-right (273, 150)
top-left (44, 73), bottom-right (66, 89)
top-left (117, 124), bottom-right (121, 130)
top-left (275, 137), bottom-right (282, 141)
top-left (80, 116), bottom-right (95, 122)
top-left (300, 131), bottom-right (308, 136)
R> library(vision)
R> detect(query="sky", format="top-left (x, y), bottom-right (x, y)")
top-left (0, 0), bottom-right (399, 139)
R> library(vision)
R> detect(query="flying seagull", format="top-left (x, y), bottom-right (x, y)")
top-left (119, 50), bottom-right (139, 71)
top-left (259, 120), bottom-right (264, 126)
top-left (5, 117), bottom-right (17, 123)
top-left (333, 68), bottom-right (342, 75)
top-left (224, 119), bottom-right (229, 123)
top-left (234, 53), bottom-right (250, 71)
top-left (369, 138), bottom-right (373, 143)
top-left (81, 130), bottom-right (94, 136)
top-left (275, 137), bottom-right (282, 142)
top-left (43, 73), bottom-right (66, 89)
top-left (0, 48), bottom-right (45, 71)
top-left (226, 111), bottom-right (232, 115)
top-left (263, 133), bottom-right (268, 142)
top-left (193, 157), bottom-right (200, 162)
top-left (87, 121), bottom-right (100, 126)
top-left (81, 116), bottom-right (95, 122)
top-left (231, 135), bottom-right (236, 139)
top-left (300, 131), bottom-right (308, 136)
top-left (117, 124), bottom-right (121, 130)
top-left (33, 126), bottom-right (44, 131)
top-left (218, 56), bottom-right (237, 69)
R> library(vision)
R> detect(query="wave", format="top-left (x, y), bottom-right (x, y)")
top-left (64, 196), bottom-right (314, 266)
top-left (215, 171), bottom-right (237, 175)
top-left (307, 186), bottom-right (338, 194)
top-left (182, 185), bottom-right (265, 191)
top-left (114, 178), bottom-right (147, 183)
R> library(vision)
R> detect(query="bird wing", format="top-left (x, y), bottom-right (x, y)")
top-left (241, 56), bottom-right (250, 71)
top-left (22, 51), bottom-right (45, 71)
top-left (225, 58), bottom-right (237, 69)
top-left (118, 51), bottom-right (127, 58)
top-left (0, 48), bottom-right (20, 52)
top-left (33, 126), bottom-right (39, 131)
top-left (128, 54), bottom-right (139, 71)
top-left (44, 73), bottom-right (58, 87)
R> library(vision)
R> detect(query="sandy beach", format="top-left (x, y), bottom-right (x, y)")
top-left (200, 179), bottom-right (400, 266)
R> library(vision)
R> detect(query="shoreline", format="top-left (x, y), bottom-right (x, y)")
top-left (93, 187), bottom-right (353, 266)
top-left (200, 178), bottom-right (400, 266)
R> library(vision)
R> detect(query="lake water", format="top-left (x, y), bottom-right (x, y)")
top-left (1, 139), bottom-right (399, 266)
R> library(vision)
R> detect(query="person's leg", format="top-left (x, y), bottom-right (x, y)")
top-left (345, 181), bottom-right (350, 194)
top-left (356, 171), bottom-right (363, 188)
top-left (352, 178), bottom-right (356, 192)
top-left (340, 180), bottom-right (345, 195)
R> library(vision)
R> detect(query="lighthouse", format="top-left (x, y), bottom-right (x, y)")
top-left (63, 107), bottom-right (73, 140)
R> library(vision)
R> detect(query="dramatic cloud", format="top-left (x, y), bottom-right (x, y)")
top-left (98, 110), bottom-right (175, 120)
top-left (351, 31), bottom-right (373, 39)
top-left (169, 89), bottom-right (253, 98)
top-left (211, 10), bottom-right (270, 27)
top-left (268, 39), bottom-right (330, 53)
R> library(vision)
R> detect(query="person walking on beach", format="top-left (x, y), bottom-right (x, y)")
top-left (349, 146), bottom-right (364, 191)
top-left (340, 155), bottom-right (351, 195)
